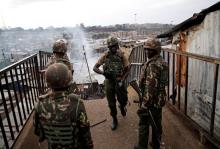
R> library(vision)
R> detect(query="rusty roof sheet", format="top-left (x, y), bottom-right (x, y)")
top-left (157, 1), bottom-right (220, 38)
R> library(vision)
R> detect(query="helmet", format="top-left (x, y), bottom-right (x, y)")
top-left (144, 38), bottom-right (161, 53)
top-left (107, 37), bottom-right (119, 47)
top-left (52, 39), bottom-right (67, 53)
top-left (45, 63), bottom-right (72, 89)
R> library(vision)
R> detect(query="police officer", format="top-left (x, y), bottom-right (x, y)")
top-left (34, 63), bottom-right (93, 149)
top-left (93, 37), bottom-right (130, 130)
top-left (134, 38), bottom-right (168, 149)
top-left (44, 39), bottom-right (77, 94)
top-left (45, 39), bottom-right (73, 73)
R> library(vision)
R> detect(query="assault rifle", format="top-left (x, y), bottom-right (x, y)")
top-left (129, 80), bottom-right (143, 108)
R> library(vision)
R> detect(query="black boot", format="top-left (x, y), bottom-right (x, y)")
top-left (119, 105), bottom-right (127, 117)
top-left (133, 144), bottom-right (139, 149)
top-left (111, 116), bottom-right (118, 130)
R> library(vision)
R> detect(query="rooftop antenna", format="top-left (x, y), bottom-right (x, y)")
top-left (134, 13), bottom-right (137, 24)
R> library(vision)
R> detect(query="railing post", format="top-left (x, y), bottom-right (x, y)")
top-left (210, 64), bottom-right (219, 136)
top-left (0, 115), bottom-right (9, 149)
top-left (167, 52), bottom-right (170, 101)
top-left (184, 57), bottom-right (189, 115)
top-left (39, 51), bottom-right (45, 92)
top-left (178, 55), bottom-right (181, 110)
top-left (34, 56), bottom-right (42, 95)
top-left (172, 53), bottom-right (176, 104)
top-left (31, 58), bottom-right (39, 98)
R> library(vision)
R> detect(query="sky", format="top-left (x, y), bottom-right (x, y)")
top-left (0, 0), bottom-right (219, 29)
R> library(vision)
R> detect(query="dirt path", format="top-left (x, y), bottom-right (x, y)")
top-left (14, 87), bottom-right (216, 149)
top-left (84, 87), bottom-right (215, 149)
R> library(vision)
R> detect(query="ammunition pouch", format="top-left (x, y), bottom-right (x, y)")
top-left (43, 123), bottom-right (76, 147)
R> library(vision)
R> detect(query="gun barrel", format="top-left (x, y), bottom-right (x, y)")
top-left (129, 80), bottom-right (142, 98)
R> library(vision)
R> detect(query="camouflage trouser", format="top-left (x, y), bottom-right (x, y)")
top-left (104, 79), bottom-right (128, 117)
top-left (138, 107), bottom-right (162, 149)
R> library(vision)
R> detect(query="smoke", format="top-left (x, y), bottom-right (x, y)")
top-left (66, 26), bottom-right (104, 84)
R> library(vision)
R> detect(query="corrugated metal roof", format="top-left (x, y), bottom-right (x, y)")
top-left (157, 1), bottom-right (220, 38)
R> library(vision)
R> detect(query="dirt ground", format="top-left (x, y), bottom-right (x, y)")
top-left (14, 87), bottom-right (217, 149)
top-left (85, 87), bottom-right (216, 149)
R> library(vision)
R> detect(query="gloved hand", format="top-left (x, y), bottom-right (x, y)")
top-left (143, 97), bottom-right (153, 108)
top-left (159, 98), bottom-right (166, 107)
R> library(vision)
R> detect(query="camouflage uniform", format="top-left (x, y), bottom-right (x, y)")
top-left (44, 39), bottom-right (76, 94)
top-left (46, 55), bottom-right (72, 70)
top-left (137, 39), bottom-right (168, 149)
top-left (34, 63), bottom-right (93, 149)
top-left (45, 39), bottom-right (73, 71)
top-left (45, 56), bottom-right (78, 95)
top-left (96, 49), bottom-right (129, 118)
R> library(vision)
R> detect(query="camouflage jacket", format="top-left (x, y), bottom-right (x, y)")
top-left (34, 91), bottom-right (93, 149)
top-left (140, 55), bottom-right (168, 108)
top-left (45, 54), bottom-right (73, 72)
top-left (96, 50), bottom-right (129, 78)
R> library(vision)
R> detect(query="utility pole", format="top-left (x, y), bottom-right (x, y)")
top-left (82, 45), bottom-right (93, 94)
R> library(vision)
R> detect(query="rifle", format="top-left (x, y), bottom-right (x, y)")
top-left (129, 79), bottom-right (161, 143)
top-left (90, 119), bottom-right (107, 128)
top-left (129, 80), bottom-right (143, 108)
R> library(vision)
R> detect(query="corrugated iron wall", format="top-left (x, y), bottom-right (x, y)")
top-left (165, 48), bottom-right (220, 147)
top-left (177, 10), bottom-right (220, 140)
top-left (186, 11), bottom-right (220, 58)
top-left (125, 44), bottom-right (146, 85)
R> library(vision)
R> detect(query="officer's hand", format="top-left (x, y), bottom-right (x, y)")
top-left (143, 97), bottom-right (152, 108)
top-left (159, 98), bottom-right (166, 107)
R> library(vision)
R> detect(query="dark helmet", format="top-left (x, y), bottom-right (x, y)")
top-left (144, 38), bottom-right (161, 53)
top-left (45, 63), bottom-right (72, 89)
top-left (107, 37), bottom-right (119, 47)
top-left (52, 39), bottom-right (68, 53)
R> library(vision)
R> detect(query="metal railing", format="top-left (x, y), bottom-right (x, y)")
top-left (126, 45), bottom-right (220, 148)
top-left (0, 54), bottom-right (41, 148)
top-left (161, 48), bottom-right (220, 148)
top-left (0, 51), bottom-right (51, 149)
top-left (1, 47), bottom-right (219, 148)
top-left (39, 51), bottom-right (52, 93)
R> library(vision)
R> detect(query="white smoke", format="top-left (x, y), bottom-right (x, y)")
top-left (66, 26), bottom-right (104, 84)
